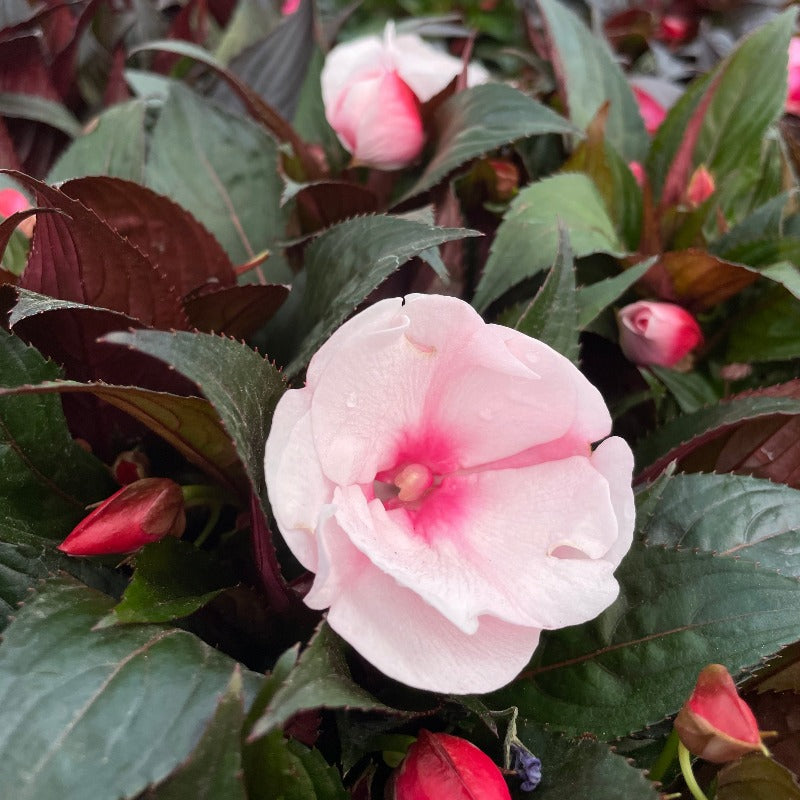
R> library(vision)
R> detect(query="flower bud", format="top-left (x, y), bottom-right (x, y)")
top-left (58, 478), bottom-right (186, 556)
top-left (486, 159), bottom-right (520, 202)
top-left (111, 449), bottom-right (151, 485)
top-left (628, 161), bottom-right (646, 188)
top-left (632, 85), bottom-right (666, 136)
top-left (787, 38), bottom-right (800, 116)
top-left (392, 730), bottom-right (511, 800)
top-left (617, 300), bottom-right (703, 368)
top-left (658, 14), bottom-right (693, 45)
top-left (675, 664), bottom-right (763, 763)
top-left (685, 165), bottom-right (715, 208)
top-left (0, 187), bottom-right (35, 236)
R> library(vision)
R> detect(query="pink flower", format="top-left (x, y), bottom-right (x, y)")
top-left (0, 187), bottom-right (35, 237)
top-left (280, 0), bottom-right (299, 14)
top-left (674, 664), bottom-right (764, 763)
top-left (685, 164), bottom-right (715, 207)
top-left (321, 24), bottom-right (489, 170)
top-left (264, 294), bottom-right (635, 693)
top-left (392, 730), bottom-right (511, 800)
top-left (617, 301), bottom-right (703, 368)
top-left (787, 38), bottom-right (800, 116)
top-left (58, 478), bottom-right (186, 556)
top-left (632, 85), bottom-right (666, 135)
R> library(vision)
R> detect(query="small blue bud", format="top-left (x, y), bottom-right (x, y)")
top-left (511, 742), bottom-right (542, 792)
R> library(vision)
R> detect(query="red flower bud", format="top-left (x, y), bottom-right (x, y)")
top-left (658, 14), bottom-right (693, 45)
top-left (675, 664), bottom-right (763, 763)
top-left (617, 300), bottom-right (703, 368)
top-left (58, 478), bottom-right (186, 556)
top-left (486, 159), bottom-right (520, 202)
top-left (393, 730), bottom-right (511, 800)
top-left (632, 85), bottom-right (666, 136)
top-left (787, 38), bottom-right (800, 116)
top-left (111, 449), bottom-right (151, 485)
top-left (685, 164), bottom-right (715, 208)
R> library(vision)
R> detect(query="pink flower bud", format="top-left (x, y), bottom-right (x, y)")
top-left (787, 38), bottom-right (800, 116)
top-left (280, 0), bottom-right (299, 14)
top-left (674, 664), bottom-right (763, 763)
top-left (0, 187), bottom-right (35, 237)
top-left (632, 85), bottom-right (666, 136)
top-left (617, 300), bottom-right (703, 367)
top-left (658, 14), bottom-right (693, 45)
top-left (685, 164), bottom-right (715, 207)
top-left (628, 161), bottom-right (646, 188)
top-left (58, 478), bottom-right (186, 556)
top-left (393, 730), bottom-right (511, 800)
top-left (111, 449), bottom-right (151, 485)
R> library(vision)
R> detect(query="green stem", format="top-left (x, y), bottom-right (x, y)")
top-left (649, 729), bottom-right (679, 784)
top-left (181, 484), bottom-right (228, 508)
top-left (193, 502), bottom-right (222, 548)
top-left (678, 742), bottom-right (710, 800)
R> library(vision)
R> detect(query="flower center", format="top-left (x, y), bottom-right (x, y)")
top-left (393, 462), bottom-right (434, 503)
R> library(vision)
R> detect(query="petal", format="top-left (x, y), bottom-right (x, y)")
top-left (590, 436), bottom-right (635, 568)
top-left (308, 512), bottom-right (540, 693)
top-left (264, 388), bottom-right (333, 570)
top-left (320, 35), bottom-right (386, 110)
top-left (336, 455), bottom-right (623, 633)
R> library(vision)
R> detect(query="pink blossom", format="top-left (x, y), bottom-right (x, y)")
top-left (787, 38), bottom-right (800, 116)
top-left (280, 0), bottom-right (300, 13)
top-left (617, 300), bottom-right (703, 367)
top-left (0, 187), bottom-right (35, 237)
top-left (265, 294), bottom-right (635, 693)
top-left (685, 164), bottom-right (715, 207)
top-left (632, 85), bottom-right (666, 136)
top-left (321, 24), bottom-right (489, 170)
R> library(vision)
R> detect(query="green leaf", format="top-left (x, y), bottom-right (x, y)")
top-left (639, 472), bottom-right (800, 577)
top-left (711, 192), bottom-right (794, 259)
top-left (0, 379), bottom-right (249, 500)
top-left (634, 394), bottom-right (800, 481)
top-left (0, 577), bottom-right (261, 800)
top-left (145, 83), bottom-right (287, 269)
top-left (537, 0), bottom-right (648, 162)
top-left (0, 91), bottom-right (82, 138)
top-left (97, 538), bottom-right (235, 627)
top-left (47, 100), bottom-right (147, 184)
top-left (649, 365), bottom-right (719, 414)
top-left (400, 83), bottom-right (577, 202)
top-left (281, 215), bottom-right (479, 375)
top-left (576, 258), bottom-right (654, 329)
top-left (248, 623), bottom-right (393, 741)
top-left (509, 226), bottom-right (579, 363)
top-left (490, 544), bottom-right (800, 739)
top-left (473, 173), bottom-right (623, 312)
top-left (728, 287), bottom-right (800, 362)
top-left (0, 329), bottom-right (114, 537)
top-left (139, 669), bottom-right (247, 800)
top-left (514, 721), bottom-right (659, 799)
top-left (717, 752), bottom-right (800, 800)
top-left (101, 330), bottom-right (285, 508)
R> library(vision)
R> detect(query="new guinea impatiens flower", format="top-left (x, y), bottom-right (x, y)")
top-left (674, 664), bottom-right (765, 763)
top-left (58, 478), bottom-right (186, 556)
top-left (392, 730), bottom-right (511, 800)
top-left (787, 37), bottom-right (800, 116)
top-left (617, 300), bottom-right (703, 368)
top-left (265, 294), bottom-right (635, 693)
top-left (321, 23), bottom-right (488, 170)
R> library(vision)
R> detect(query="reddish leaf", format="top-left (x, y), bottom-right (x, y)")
top-left (294, 181), bottom-right (379, 234)
top-left (59, 176), bottom-right (236, 296)
top-left (637, 248), bottom-right (757, 311)
top-left (152, 0), bottom-right (210, 74)
top-left (0, 117), bottom-right (21, 169)
top-left (183, 283), bottom-right (289, 339)
top-left (103, 44), bottom-right (131, 107)
top-left (7, 171), bottom-right (189, 328)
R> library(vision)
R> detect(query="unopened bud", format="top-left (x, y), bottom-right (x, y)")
top-left (686, 165), bottom-right (715, 208)
top-left (111, 449), bottom-right (150, 485)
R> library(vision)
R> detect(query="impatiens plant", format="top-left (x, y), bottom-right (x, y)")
top-left (2, 0), bottom-right (800, 798)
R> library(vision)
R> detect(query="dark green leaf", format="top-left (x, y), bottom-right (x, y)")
top-left (510, 227), bottom-right (579, 363)
top-left (728, 287), bottom-right (800, 362)
top-left (0, 91), bottom-right (82, 138)
top-left (711, 192), bottom-right (794, 260)
top-left (537, 0), bottom-right (648, 162)
top-left (634, 395), bottom-right (800, 481)
top-left (0, 577), bottom-right (261, 800)
top-left (639, 472), bottom-right (800, 576)
top-left (101, 330), bottom-right (285, 507)
top-left (139, 669), bottom-right (247, 800)
top-left (400, 83), bottom-right (577, 202)
top-left (47, 100), bottom-right (147, 183)
top-left (281, 215), bottom-right (479, 375)
top-left (97, 538), bottom-right (235, 627)
top-left (514, 721), bottom-right (659, 799)
top-left (473, 173), bottom-right (623, 312)
top-left (649, 366), bottom-right (719, 414)
top-left (490, 544), bottom-right (800, 738)
top-left (717, 752), bottom-right (800, 800)
top-left (0, 329), bottom-right (114, 537)
top-left (249, 623), bottom-right (393, 741)
top-left (145, 84), bottom-right (287, 269)
top-left (0, 380), bottom-right (248, 501)
top-left (576, 258), bottom-right (654, 329)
